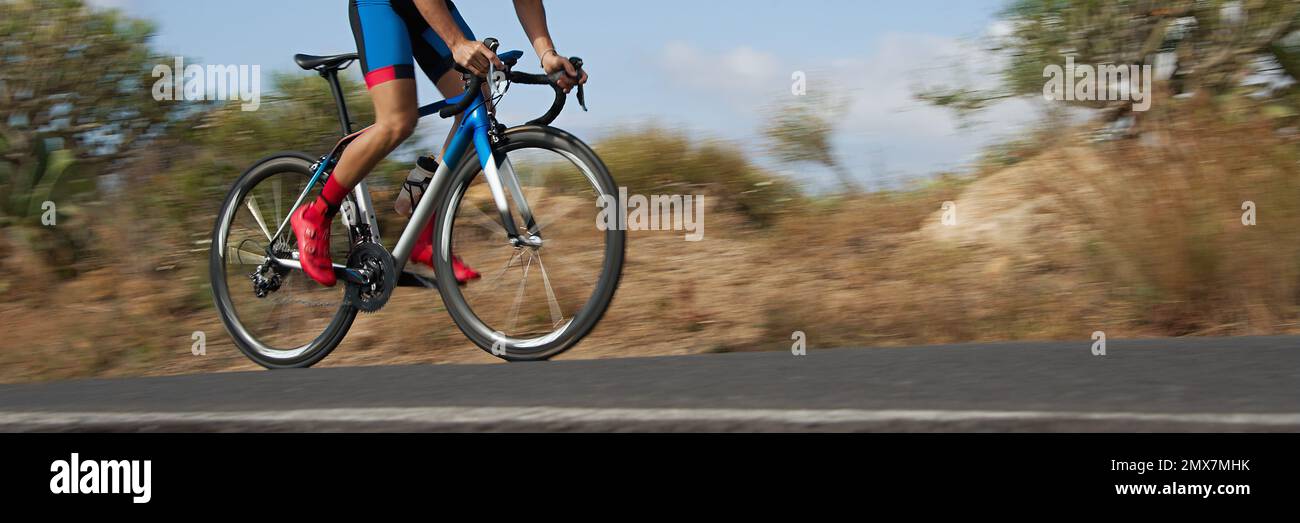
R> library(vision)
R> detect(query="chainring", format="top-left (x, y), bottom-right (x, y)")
top-left (344, 242), bottom-right (397, 313)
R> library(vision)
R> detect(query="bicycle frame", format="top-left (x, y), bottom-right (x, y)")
top-left (266, 81), bottom-right (540, 282)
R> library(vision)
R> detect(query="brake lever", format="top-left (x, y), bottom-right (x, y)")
top-left (545, 57), bottom-right (588, 112)
top-left (485, 38), bottom-right (502, 99)
top-left (571, 57), bottom-right (587, 112)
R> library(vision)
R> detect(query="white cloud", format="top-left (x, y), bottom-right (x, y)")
top-left (986, 20), bottom-right (1015, 39)
top-left (658, 41), bottom-right (783, 96)
top-left (833, 31), bottom-right (1027, 137)
top-left (654, 31), bottom-right (1040, 188)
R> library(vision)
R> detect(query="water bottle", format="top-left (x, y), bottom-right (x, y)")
top-left (395, 155), bottom-right (438, 216)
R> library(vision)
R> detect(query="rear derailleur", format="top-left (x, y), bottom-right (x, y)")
top-left (250, 259), bottom-right (286, 298)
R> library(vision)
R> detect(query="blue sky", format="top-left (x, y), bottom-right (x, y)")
top-left (91, 0), bottom-right (1031, 190)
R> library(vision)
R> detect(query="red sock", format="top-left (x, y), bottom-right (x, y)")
top-left (320, 177), bottom-right (350, 210)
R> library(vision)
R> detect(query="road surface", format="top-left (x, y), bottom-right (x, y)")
top-left (0, 336), bottom-right (1297, 431)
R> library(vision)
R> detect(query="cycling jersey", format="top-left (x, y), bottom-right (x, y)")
top-left (348, 0), bottom-right (475, 88)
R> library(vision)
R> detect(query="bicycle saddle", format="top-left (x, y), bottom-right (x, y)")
top-left (294, 53), bottom-right (358, 72)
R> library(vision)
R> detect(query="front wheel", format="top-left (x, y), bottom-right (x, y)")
top-left (431, 126), bottom-right (625, 361)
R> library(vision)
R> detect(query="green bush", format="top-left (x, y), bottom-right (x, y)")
top-left (576, 127), bottom-right (801, 227)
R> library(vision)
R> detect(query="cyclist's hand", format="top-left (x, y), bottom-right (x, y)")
top-left (542, 52), bottom-right (586, 93)
top-left (452, 39), bottom-right (503, 77)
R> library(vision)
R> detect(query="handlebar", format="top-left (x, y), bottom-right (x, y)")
top-left (437, 38), bottom-right (586, 126)
top-left (437, 38), bottom-right (498, 119)
top-left (437, 75), bottom-right (484, 119)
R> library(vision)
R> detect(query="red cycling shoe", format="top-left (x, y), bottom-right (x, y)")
top-left (289, 197), bottom-right (337, 287)
top-left (411, 217), bottom-right (481, 284)
top-left (451, 255), bottom-right (482, 284)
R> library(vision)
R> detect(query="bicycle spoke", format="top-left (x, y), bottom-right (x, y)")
top-left (505, 252), bottom-right (534, 333)
top-left (462, 197), bottom-right (510, 238)
top-left (481, 249), bottom-right (524, 292)
top-left (533, 252), bottom-right (565, 328)
top-left (533, 237), bottom-right (600, 288)
top-left (229, 243), bottom-right (268, 266)
top-left (272, 178), bottom-right (283, 229)
top-left (245, 195), bottom-right (274, 242)
top-left (531, 213), bottom-right (557, 236)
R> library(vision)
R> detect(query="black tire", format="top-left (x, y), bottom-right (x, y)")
top-left (431, 126), bottom-right (625, 361)
top-left (209, 153), bottom-right (358, 369)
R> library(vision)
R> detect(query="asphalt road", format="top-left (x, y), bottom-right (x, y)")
top-left (1, 336), bottom-right (1298, 431)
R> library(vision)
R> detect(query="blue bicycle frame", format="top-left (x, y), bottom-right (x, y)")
top-left (267, 79), bottom-right (538, 281)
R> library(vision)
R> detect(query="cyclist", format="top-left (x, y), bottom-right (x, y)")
top-left (291, 0), bottom-right (588, 287)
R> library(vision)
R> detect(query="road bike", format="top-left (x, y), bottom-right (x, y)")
top-left (209, 38), bottom-right (624, 368)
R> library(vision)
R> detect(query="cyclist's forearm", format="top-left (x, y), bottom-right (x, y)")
top-left (513, 0), bottom-right (559, 59)
top-left (413, 0), bottom-right (471, 46)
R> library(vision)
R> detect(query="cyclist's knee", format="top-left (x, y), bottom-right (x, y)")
top-left (375, 114), bottom-right (417, 146)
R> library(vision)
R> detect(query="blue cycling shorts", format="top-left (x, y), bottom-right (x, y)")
top-left (348, 0), bottom-right (475, 88)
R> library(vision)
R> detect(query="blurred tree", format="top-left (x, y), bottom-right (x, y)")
top-left (185, 72), bottom-right (380, 160)
top-left (0, 0), bottom-right (172, 163)
top-left (0, 0), bottom-right (171, 265)
top-left (762, 92), bottom-right (861, 193)
top-left (918, 0), bottom-right (1300, 124)
top-left (139, 70), bottom-right (422, 241)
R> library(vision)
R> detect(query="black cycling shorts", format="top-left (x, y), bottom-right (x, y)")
top-left (348, 0), bottom-right (475, 88)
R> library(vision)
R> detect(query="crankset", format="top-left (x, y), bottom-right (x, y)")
top-left (343, 242), bottom-right (397, 313)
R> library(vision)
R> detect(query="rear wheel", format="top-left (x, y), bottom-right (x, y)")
top-left (209, 154), bottom-right (358, 368)
top-left (432, 126), bottom-right (624, 361)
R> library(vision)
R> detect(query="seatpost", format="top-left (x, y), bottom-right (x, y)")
top-left (322, 69), bottom-right (353, 135)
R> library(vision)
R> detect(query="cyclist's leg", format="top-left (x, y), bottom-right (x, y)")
top-left (330, 82), bottom-right (417, 189)
top-left (334, 0), bottom-right (420, 189)
top-left (392, 0), bottom-right (473, 215)
top-left (393, 1), bottom-right (482, 282)
top-left (290, 0), bottom-right (419, 287)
